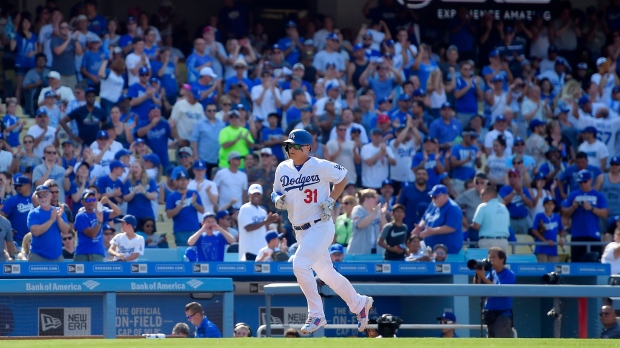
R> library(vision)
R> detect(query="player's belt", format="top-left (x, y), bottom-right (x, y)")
top-left (292, 219), bottom-right (321, 231)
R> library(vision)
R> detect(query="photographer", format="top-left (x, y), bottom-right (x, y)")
top-left (473, 247), bottom-right (515, 338)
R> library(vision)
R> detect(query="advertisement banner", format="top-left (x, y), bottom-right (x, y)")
top-left (38, 307), bottom-right (91, 336)
top-left (397, 0), bottom-right (560, 21)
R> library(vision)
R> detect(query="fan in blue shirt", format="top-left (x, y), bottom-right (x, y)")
top-left (277, 22), bottom-right (302, 66)
top-left (136, 105), bottom-right (172, 169)
top-left (97, 161), bottom-right (126, 207)
top-left (562, 170), bottom-right (608, 240)
top-left (165, 171), bottom-right (204, 247)
top-left (27, 185), bottom-right (70, 261)
top-left (188, 212), bottom-right (235, 261)
top-left (411, 185), bottom-right (463, 254)
top-left (150, 52), bottom-right (179, 100)
top-left (499, 172), bottom-right (533, 220)
top-left (81, 39), bottom-right (105, 86)
top-left (450, 130), bottom-right (480, 181)
top-left (560, 152), bottom-right (602, 194)
top-left (398, 169), bottom-right (431, 231)
top-left (185, 302), bottom-right (222, 338)
top-left (532, 197), bottom-right (565, 260)
top-left (74, 192), bottom-right (121, 260)
top-left (261, 114), bottom-right (286, 161)
top-left (412, 138), bottom-right (448, 187)
top-left (1, 176), bottom-right (34, 244)
top-left (127, 67), bottom-right (162, 128)
top-left (429, 102), bottom-right (463, 150)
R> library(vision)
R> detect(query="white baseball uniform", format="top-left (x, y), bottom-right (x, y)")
top-left (273, 157), bottom-right (367, 318)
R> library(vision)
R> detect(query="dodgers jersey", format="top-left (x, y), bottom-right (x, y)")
top-left (273, 157), bottom-right (347, 225)
top-left (577, 114), bottom-right (620, 156)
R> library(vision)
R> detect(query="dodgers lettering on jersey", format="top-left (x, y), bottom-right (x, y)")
top-left (273, 158), bottom-right (347, 225)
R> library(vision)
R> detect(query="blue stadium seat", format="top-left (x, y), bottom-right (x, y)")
top-left (141, 248), bottom-right (182, 262)
top-left (445, 248), bottom-right (465, 262)
top-left (507, 254), bottom-right (537, 263)
top-left (344, 254), bottom-right (384, 262)
top-left (464, 248), bottom-right (490, 261)
top-left (224, 253), bottom-right (239, 262)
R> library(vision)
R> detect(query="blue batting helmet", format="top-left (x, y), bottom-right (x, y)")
top-left (284, 129), bottom-right (312, 146)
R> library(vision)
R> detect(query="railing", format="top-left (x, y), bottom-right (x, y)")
top-left (464, 241), bottom-right (610, 255)
top-left (255, 324), bottom-right (518, 338)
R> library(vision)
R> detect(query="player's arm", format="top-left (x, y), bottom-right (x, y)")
top-left (330, 176), bottom-right (347, 201)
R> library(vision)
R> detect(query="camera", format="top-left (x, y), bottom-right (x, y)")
top-left (467, 258), bottom-right (492, 271)
top-left (542, 272), bottom-right (560, 285)
top-left (376, 314), bottom-right (402, 338)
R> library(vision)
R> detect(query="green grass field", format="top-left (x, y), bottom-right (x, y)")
top-left (3, 338), bottom-right (620, 347)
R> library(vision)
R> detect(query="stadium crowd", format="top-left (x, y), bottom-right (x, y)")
top-left (0, 0), bottom-right (619, 267)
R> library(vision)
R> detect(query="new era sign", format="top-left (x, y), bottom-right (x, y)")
top-left (38, 308), bottom-right (91, 336)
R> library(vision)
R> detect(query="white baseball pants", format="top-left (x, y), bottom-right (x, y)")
top-left (292, 220), bottom-right (366, 318)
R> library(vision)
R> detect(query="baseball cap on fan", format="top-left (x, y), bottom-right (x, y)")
top-left (248, 184), bottom-right (263, 195)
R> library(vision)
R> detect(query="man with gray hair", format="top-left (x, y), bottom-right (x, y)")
top-left (171, 322), bottom-right (190, 337)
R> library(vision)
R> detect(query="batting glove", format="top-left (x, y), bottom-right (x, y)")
top-left (318, 197), bottom-right (336, 221)
top-left (271, 192), bottom-right (287, 210)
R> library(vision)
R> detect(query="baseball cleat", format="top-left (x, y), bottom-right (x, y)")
top-left (357, 296), bottom-right (374, 332)
top-left (300, 316), bottom-right (327, 334)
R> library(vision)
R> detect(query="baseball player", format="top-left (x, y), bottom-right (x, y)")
top-left (271, 129), bottom-right (373, 334)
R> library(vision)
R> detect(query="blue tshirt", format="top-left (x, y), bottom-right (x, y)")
top-left (67, 105), bottom-right (108, 145)
top-left (560, 165), bottom-right (602, 193)
top-left (532, 212), bottom-right (563, 256)
top-left (68, 181), bottom-right (84, 216)
top-left (15, 33), bottom-right (38, 69)
top-left (367, 77), bottom-right (396, 103)
top-left (429, 118), bottom-right (463, 145)
top-left (123, 178), bottom-right (157, 219)
top-left (1, 194), bottom-right (34, 243)
top-left (422, 199), bottom-right (463, 253)
top-left (119, 34), bottom-right (134, 48)
top-left (499, 186), bottom-right (532, 219)
top-left (144, 120), bottom-right (171, 169)
top-left (484, 268), bottom-right (516, 312)
top-left (143, 45), bottom-right (159, 61)
top-left (194, 316), bottom-right (222, 338)
top-left (88, 15), bottom-right (108, 36)
top-left (389, 109), bottom-right (409, 126)
top-left (482, 66), bottom-right (508, 91)
top-left (81, 50), bottom-right (105, 86)
top-left (454, 77), bottom-right (479, 114)
top-left (411, 60), bottom-right (438, 92)
top-left (412, 153), bottom-right (446, 187)
top-left (186, 53), bottom-right (213, 84)
top-left (261, 127), bottom-right (285, 161)
top-left (97, 175), bottom-right (124, 206)
top-left (3, 114), bottom-right (20, 147)
top-left (191, 81), bottom-right (218, 109)
top-left (563, 189), bottom-right (607, 239)
top-left (398, 183), bottom-right (431, 230)
top-left (27, 207), bottom-right (68, 260)
top-left (128, 83), bottom-right (160, 129)
top-left (450, 144), bottom-right (478, 180)
top-left (74, 209), bottom-right (111, 256)
top-left (194, 232), bottom-right (228, 261)
top-left (166, 190), bottom-right (202, 232)
top-left (277, 37), bottom-right (300, 66)
top-left (150, 60), bottom-right (179, 98)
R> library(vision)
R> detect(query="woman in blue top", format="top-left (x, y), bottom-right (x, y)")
top-left (151, 48), bottom-right (178, 102)
top-left (531, 197), bottom-right (565, 263)
top-left (143, 28), bottom-right (159, 61)
top-left (68, 162), bottom-right (92, 216)
top-left (410, 44), bottom-right (437, 93)
top-left (123, 159), bottom-right (157, 228)
top-left (10, 13), bottom-right (38, 105)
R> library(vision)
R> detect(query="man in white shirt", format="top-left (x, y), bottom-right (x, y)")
top-left (591, 57), bottom-right (617, 106)
top-left (578, 126), bottom-right (609, 171)
top-left (314, 83), bottom-right (343, 116)
top-left (361, 128), bottom-right (396, 190)
top-left (313, 33), bottom-right (346, 77)
top-left (484, 115), bottom-right (514, 157)
top-left (170, 88), bottom-right (205, 147)
top-left (326, 123), bottom-right (361, 185)
top-left (0, 134), bottom-right (13, 172)
top-left (125, 37), bottom-right (151, 86)
top-left (91, 131), bottom-right (118, 172)
top-left (38, 8), bottom-right (63, 67)
top-left (237, 184), bottom-right (279, 261)
top-left (389, 122), bottom-right (421, 186)
top-left (37, 71), bottom-right (75, 106)
top-left (187, 160), bottom-right (219, 222)
top-left (328, 109), bottom-right (369, 143)
top-left (213, 151), bottom-right (248, 209)
top-left (575, 104), bottom-right (620, 156)
top-left (108, 215), bottom-right (145, 262)
top-left (251, 71), bottom-right (282, 120)
top-left (27, 108), bottom-right (57, 158)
